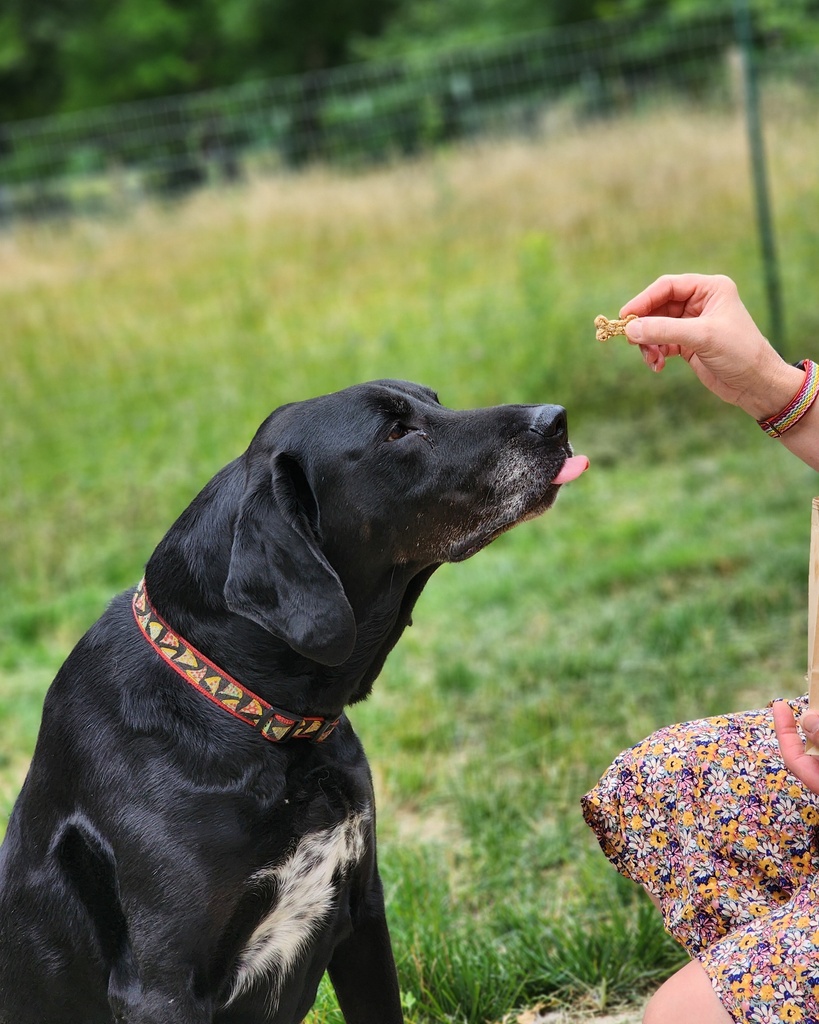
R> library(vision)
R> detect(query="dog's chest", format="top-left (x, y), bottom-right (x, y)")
top-left (226, 809), bottom-right (369, 1007)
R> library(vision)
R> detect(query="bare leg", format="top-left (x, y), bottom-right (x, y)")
top-left (643, 960), bottom-right (733, 1024)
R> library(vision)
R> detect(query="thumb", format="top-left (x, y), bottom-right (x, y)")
top-left (625, 315), bottom-right (707, 351)
top-left (802, 711), bottom-right (819, 743)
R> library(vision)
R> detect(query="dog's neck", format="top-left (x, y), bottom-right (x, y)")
top-left (144, 560), bottom-right (433, 717)
top-left (143, 467), bottom-right (437, 716)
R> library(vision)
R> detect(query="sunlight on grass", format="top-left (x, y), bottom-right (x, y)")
top-left (2, 100), bottom-right (819, 1020)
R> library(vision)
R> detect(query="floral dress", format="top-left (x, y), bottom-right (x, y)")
top-left (582, 696), bottom-right (819, 1024)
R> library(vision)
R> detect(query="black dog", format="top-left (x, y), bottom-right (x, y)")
top-left (0, 380), bottom-right (587, 1024)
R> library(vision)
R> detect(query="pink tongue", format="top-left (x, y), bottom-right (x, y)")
top-left (551, 455), bottom-right (590, 485)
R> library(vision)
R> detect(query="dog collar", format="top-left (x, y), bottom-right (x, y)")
top-left (132, 579), bottom-right (340, 743)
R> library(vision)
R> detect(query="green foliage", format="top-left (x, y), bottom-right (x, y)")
top-left (5, 0), bottom-right (819, 126)
top-left (59, 0), bottom-right (217, 109)
top-left (352, 0), bottom-right (819, 61)
top-left (0, 0), bottom-right (397, 122)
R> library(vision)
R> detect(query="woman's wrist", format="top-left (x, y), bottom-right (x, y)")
top-left (755, 360), bottom-right (818, 437)
top-left (736, 353), bottom-right (805, 421)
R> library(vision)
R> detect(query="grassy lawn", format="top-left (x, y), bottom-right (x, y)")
top-left (1, 103), bottom-right (818, 1020)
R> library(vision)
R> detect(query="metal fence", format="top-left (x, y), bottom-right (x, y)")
top-left (0, 9), bottom-right (749, 221)
top-left (0, 8), bottom-right (812, 223)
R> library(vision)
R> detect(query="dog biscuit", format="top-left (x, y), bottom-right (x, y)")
top-left (595, 313), bottom-right (638, 342)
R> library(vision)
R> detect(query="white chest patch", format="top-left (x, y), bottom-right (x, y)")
top-left (225, 809), bottom-right (370, 1010)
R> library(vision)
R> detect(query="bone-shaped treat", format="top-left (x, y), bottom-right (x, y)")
top-left (594, 313), bottom-right (638, 342)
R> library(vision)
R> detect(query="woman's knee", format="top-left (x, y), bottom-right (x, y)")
top-left (643, 960), bottom-right (733, 1024)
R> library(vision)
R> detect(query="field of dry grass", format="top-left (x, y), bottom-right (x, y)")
top-left (4, 102), bottom-right (808, 620)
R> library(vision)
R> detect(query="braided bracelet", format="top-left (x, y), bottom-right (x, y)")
top-left (757, 359), bottom-right (819, 438)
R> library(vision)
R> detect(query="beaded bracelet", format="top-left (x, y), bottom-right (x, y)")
top-left (757, 359), bottom-right (819, 438)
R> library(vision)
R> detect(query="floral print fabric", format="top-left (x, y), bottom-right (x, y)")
top-left (581, 697), bottom-right (819, 1023)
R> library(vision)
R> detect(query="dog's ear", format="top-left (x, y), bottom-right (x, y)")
top-left (224, 455), bottom-right (357, 666)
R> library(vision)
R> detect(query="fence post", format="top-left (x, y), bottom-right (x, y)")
top-left (733, 0), bottom-right (785, 347)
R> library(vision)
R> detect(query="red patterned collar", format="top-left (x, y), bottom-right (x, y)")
top-left (132, 579), bottom-right (340, 743)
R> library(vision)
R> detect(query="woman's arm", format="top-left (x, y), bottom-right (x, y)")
top-left (618, 274), bottom-right (819, 471)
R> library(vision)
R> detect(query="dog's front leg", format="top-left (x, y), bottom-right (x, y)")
top-left (327, 895), bottom-right (403, 1024)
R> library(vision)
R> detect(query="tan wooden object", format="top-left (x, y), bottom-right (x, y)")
top-left (806, 497), bottom-right (819, 755)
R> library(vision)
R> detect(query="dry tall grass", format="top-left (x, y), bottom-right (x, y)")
top-left (5, 99), bottom-right (818, 638)
top-left (0, 105), bottom-right (786, 299)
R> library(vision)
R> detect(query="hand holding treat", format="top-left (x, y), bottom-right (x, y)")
top-left (604, 273), bottom-right (819, 471)
top-left (616, 273), bottom-right (796, 406)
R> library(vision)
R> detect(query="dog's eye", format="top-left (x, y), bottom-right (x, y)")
top-left (386, 423), bottom-right (413, 442)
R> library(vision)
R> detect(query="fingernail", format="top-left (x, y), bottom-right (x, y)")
top-left (625, 320), bottom-right (642, 343)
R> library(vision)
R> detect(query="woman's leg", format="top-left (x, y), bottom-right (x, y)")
top-left (583, 699), bottom-right (819, 957)
top-left (643, 961), bottom-right (733, 1024)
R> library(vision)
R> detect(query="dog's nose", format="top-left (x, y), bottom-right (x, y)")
top-left (530, 405), bottom-right (567, 440)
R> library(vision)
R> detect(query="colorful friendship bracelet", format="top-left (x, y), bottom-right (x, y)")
top-left (757, 359), bottom-right (819, 438)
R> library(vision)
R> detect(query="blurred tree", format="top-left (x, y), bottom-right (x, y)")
top-left (350, 0), bottom-right (601, 58)
top-left (354, 0), bottom-right (819, 57)
top-left (0, 0), bottom-right (75, 121)
top-left (2, 0), bottom-right (819, 123)
top-left (218, 0), bottom-right (400, 75)
top-left (59, 0), bottom-right (221, 109)
top-left (0, 0), bottom-right (398, 121)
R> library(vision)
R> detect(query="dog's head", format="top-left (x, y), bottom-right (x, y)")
top-left (224, 380), bottom-right (587, 666)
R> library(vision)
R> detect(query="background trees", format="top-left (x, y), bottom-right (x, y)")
top-left (3, 0), bottom-right (819, 125)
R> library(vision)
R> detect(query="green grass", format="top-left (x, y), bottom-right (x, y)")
top-left (2, 102), bottom-right (819, 1020)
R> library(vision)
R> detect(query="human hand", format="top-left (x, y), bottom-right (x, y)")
top-left (772, 700), bottom-right (819, 795)
top-left (618, 273), bottom-right (801, 419)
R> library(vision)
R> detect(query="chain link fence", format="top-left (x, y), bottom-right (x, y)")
top-left (0, 9), bottom-right (811, 222)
